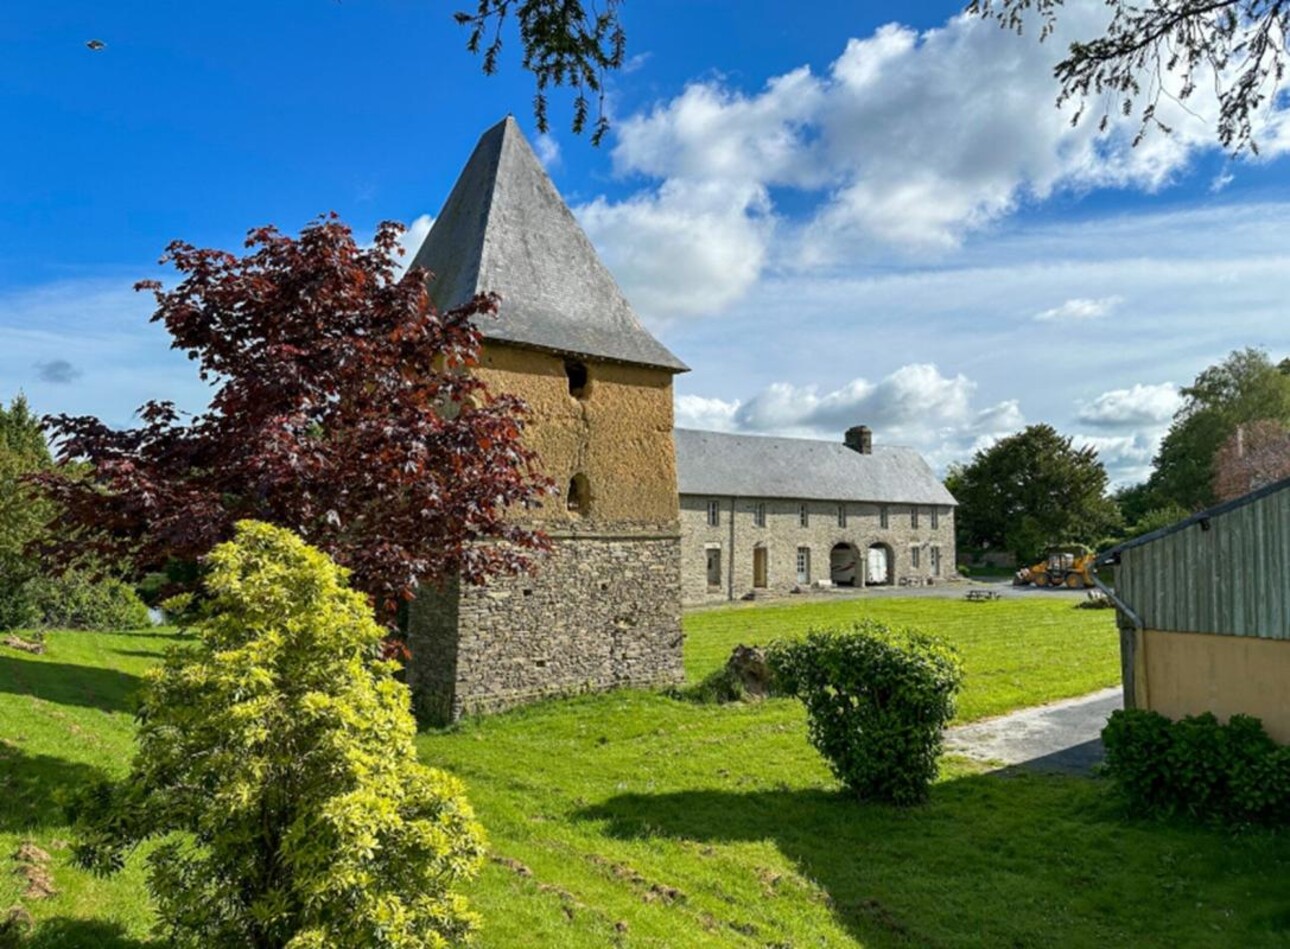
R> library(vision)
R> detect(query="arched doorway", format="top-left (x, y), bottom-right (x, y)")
top-left (830, 543), bottom-right (859, 587)
top-left (867, 543), bottom-right (893, 586)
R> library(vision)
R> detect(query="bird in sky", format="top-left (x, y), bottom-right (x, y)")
top-left (86, 39), bottom-right (106, 51)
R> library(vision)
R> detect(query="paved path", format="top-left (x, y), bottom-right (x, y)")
top-left (945, 687), bottom-right (1123, 776)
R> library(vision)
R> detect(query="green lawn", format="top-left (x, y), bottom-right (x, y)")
top-left (2, 599), bottom-right (1289, 947)
top-left (683, 596), bottom-right (1122, 722)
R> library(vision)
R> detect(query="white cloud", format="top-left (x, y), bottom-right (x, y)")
top-left (675, 364), bottom-right (1026, 475)
top-left (580, 4), bottom-right (1290, 323)
top-left (1074, 432), bottom-right (1161, 485)
top-left (534, 133), bottom-right (561, 170)
top-left (1034, 296), bottom-right (1123, 322)
top-left (395, 214), bottom-right (434, 272)
top-left (675, 394), bottom-right (741, 432)
top-left (1076, 383), bottom-right (1183, 428)
top-left (577, 179), bottom-right (773, 320)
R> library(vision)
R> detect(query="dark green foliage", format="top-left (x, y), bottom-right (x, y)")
top-left (1148, 348), bottom-right (1290, 511)
top-left (456, 0), bottom-right (625, 143)
top-left (768, 622), bottom-right (963, 806)
top-left (1102, 708), bottom-right (1290, 824)
top-left (945, 423), bottom-right (1121, 564)
top-left (21, 573), bottom-right (150, 631)
top-left (0, 396), bottom-right (53, 629)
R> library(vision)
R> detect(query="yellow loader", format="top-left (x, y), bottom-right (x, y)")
top-left (1014, 544), bottom-right (1097, 589)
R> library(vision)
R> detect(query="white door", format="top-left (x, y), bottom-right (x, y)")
top-left (867, 546), bottom-right (889, 585)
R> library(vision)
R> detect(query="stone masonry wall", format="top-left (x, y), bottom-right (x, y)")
top-left (408, 527), bottom-right (683, 722)
top-left (680, 495), bottom-right (957, 605)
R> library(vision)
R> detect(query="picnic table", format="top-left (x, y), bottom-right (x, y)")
top-left (965, 589), bottom-right (1002, 602)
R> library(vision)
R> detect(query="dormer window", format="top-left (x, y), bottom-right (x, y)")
top-left (566, 474), bottom-right (590, 515)
top-left (564, 360), bottom-right (589, 399)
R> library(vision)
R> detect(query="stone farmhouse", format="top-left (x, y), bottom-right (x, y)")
top-left (404, 116), bottom-right (688, 722)
top-left (676, 427), bottom-right (958, 605)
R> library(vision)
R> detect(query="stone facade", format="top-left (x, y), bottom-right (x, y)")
top-left (680, 495), bottom-right (957, 605)
top-left (406, 343), bottom-right (686, 722)
top-left (408, 527), bottom-right (682, 723)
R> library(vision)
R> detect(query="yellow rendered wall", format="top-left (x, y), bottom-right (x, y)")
top-left (1140, 628), bottom-right (1290, 744)
top-left (475, 343), bottom-right (678, 528)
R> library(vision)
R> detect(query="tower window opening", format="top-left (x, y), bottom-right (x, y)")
top-left (567, 474), bottom-right (590, 514)
top-left (565, 360), bottom-right (589, 398)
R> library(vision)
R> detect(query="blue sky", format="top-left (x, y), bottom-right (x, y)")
top-left (4, 0), bottom-right (1290, 484)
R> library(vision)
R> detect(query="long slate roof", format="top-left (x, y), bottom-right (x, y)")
top-left (675, 429), bottom-right (958, 506)
top-left (410, 117), bottom-right (688, 373)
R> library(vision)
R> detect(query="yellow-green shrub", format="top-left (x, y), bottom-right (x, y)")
top-left (72, 521), bottom-right (485, 948)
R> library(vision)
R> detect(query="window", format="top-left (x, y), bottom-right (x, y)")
top-left (706, 500), bottom-right (720, 527)
top-left (911, 546), bottom-right (921, 569)
top-left (911, 506), bottom-right (920, 529)
top-left (796, 547), bottom-right (811, 584)
top-left (564, 359), bottom-right (589, 398)
top-left (931, 507), bottom-right (939, 530)
top-left (931, 545), bottom-right (942, 577)
top-left (706, 548), bottom-right (722, 589)
top-left (837, 504), bottom-right (847, 528)
top-left (566, 474), bottom-right (589, 515)
top-left (799, 503), bottom-right (809, 528)
top-left (879, 504), bottom-right (889, 529)
top-left (754, 502), bottom-right (767, 528)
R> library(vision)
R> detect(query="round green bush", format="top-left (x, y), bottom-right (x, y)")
top-left (768, 621), bottom-right (963, 806)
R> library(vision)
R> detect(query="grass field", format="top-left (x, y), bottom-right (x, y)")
top-left (3, 597), bottom-right (1289, 947)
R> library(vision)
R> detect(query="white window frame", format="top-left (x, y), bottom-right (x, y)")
top-left (706, 499), bottom-right (720, 528)
top-left (796, 547), bottom-right (811, 584)
top-left (754, 502), bottom-right (767, 528)
top-left (911, 546), bottom-right (921, 569)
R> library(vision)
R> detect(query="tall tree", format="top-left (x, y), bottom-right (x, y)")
top-left (969, 0), bottom-right (1290, 152)
top-left (1148, 347), bottom-right (1290, 510)
top-left (35, 216), bottom-right (552, 622)
top-left (946, 424), bottom-right (1121, 563)
top-left (0, 395), bottom-right (53, 629)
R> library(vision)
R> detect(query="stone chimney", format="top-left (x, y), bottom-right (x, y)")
top-left (844, 425), bottom-right (873, 455)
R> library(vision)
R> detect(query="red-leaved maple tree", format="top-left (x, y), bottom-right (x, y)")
top-left (35, 216), bottom-right (552, 622)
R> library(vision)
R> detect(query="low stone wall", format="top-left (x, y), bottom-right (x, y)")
top-left (407, 530), bottom-right (683, 723)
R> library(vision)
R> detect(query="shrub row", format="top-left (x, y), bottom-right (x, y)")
top-left (0, 571), bottom-right (150, 632)
top-left (1102, 708), bottom-right (1290, 824)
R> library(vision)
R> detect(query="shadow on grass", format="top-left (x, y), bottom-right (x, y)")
top-left (0, 743), bottom-right (110, 832)
top-left (0, 656), bottom-right (142, 715)
top-left (10, 918), bottom-right (152, 948)
top-left (577, 772), bottom-right (1290, 946)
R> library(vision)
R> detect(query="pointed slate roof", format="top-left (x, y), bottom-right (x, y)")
top-left (411, 117), bottom-right (688, 373)
top-left (674, 429), bottom-right (959, 506)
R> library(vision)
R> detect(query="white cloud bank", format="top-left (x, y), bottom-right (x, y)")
top-left (579, 4), bottom-right (1290, 325)
top-left (675, 363), bottom-right (1025, 473)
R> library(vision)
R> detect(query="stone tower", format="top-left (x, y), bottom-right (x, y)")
top-left (405, 117), bottom-right (688, 722)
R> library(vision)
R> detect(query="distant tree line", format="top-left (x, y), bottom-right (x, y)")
top-left (948, 347), bottom-right (1290, 565)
